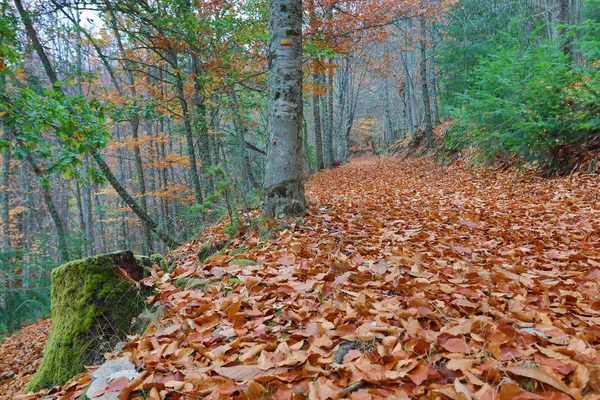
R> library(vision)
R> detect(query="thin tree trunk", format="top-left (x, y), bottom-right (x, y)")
top-left (312, 70), bottom-right (324, 171)
top-left (172, 58), bottom-right (204, 205)
top-left (93, 186), bottom-right (107, 254)
top-left (336, 56), bottom-right (348, 162)
top-left (302, 117), bottom-right (314, 174)
top-left (1, 43), bottom-right (11, 253)
top-left (419, 16), bottom-right (434, 148)
top-left (25, 153), bottom-right (70, 261)
top-left (75, 180), bottom-right (86, 258)
top-left (230, 91), bottom-right (259, 190)
top-left (1, 139), bottom-right (11, 253)
top-left (325, 58), bottom-right (335, 166)
top-left (108, 10), bottom-right (153, 253)
top-left (15, 0), bottom-right (180, 248)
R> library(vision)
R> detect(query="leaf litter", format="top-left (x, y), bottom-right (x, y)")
top-left (5, 157), bottom-right (600, 400)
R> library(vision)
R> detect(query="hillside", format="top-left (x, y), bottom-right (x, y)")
top-left (4, 157), bottom-right (600, 400)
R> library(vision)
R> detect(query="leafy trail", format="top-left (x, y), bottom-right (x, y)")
top-left (0, 319), bottom-right (50, 396)
top-left (7, 157), bottom-right (600, 399)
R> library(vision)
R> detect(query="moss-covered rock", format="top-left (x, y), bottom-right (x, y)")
top-left (25, 251), bottom-right (149, 392)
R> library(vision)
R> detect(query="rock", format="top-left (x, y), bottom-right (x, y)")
top-left (25, 251), bottom-right (149, 392)
top-left (86, 357), bottom-right (140, 400)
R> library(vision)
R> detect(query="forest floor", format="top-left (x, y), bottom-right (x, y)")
top-left (3, 157), bottom-right (600, 400)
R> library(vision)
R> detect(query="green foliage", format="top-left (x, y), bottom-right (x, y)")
top-left (0, 250), bottom-right (55, 335)
top-left (441, 2), bottom-right (600, 174)
top-left (222, 221), bottom-right (241, 238)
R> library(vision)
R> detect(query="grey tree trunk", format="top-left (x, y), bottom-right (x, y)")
top-left (172, 59), bottom-right (204, 205)
top-left (75, 180), bottom-right (86, 258)
top-left (230, 91), bottom-right (259, 191)
top-left (336, 56), bottom-right (348, 162)
top-left (312, 71), bottom-right (324, 171)
top-left (1, 45), bottom-right (11, 253)
top-left (419, 17), bottom-right (434, 148)
top-left (263, 0), bottom-right (306, 217)
top-left (319, 68), bottom-right (334, 168)
top-left (1, 138), bottom-right (11, 253)
top-left (24, 153), bottom-right (70, 261)
top-left (559, 0), bottom-right (572, 60)
top-left (325, 60), bottom-right (335, 166)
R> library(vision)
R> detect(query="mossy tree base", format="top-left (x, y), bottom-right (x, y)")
top-left (26, 251), bottom-right (149, 393)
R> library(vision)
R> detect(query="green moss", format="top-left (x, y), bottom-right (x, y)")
top-left (172, 277), bottom-right (210, 291)
top-left (228, 259), bottom-right (257, 267)
top-left (229, 246), bottom-right (247, 256)
top-left (222, 222), bottom-right (240, 238)
top-left (25, 252), bottom-right (148, 392)
top-left (136, 254), bottom-right (168, 275)
top-left (197, 242), bottom-right (213, 262)
top-left (149, 254), bottom-right (168, 272)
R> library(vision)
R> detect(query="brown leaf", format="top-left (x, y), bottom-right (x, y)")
top-left (502, 366), bottom-right (573, 396)
top-left (407, 364), bottom-right (429, 385)
top-left (442, 338), bottom-right (470, 354)
top-left (214, 366), bottom-right (288, 382)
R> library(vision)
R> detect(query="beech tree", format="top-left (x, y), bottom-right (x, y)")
top-left (263, 0), bottom-right (306, 216)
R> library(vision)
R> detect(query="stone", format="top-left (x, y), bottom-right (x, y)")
top-left (86, 357), bottom-right (140, 400)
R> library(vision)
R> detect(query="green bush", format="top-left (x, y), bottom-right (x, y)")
top-left (445, 21), bottom-right (600, 174)
top-left (0, 250), bottom-right (55, 335)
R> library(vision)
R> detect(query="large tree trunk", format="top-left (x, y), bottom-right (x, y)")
top-left (263, 0), bottom-right (305, 217)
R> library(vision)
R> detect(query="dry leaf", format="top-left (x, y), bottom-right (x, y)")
top-left (502, 366), bottom-right (572, 396)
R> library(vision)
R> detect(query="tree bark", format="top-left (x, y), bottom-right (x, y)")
top-left (419, 16), bottom-right (434, 148)
top-left (24, 153), bottom-right (70, 261)
top-left (191, 54), bottom-right (214, 194)
top-left (263, 0), bottom-right (305, 217)
top-left (1, 41), bottom-right (11, 253)
top-left (230, 91), bottom-right (259, 191)
top-left (325, 59), bottom-right (335, 166)
top-left (312, 70), bottom-right (324, 171)
top-left (1, 137), bottom-right (11, 253)
top-left (336, 56), bottom-right (348, 162)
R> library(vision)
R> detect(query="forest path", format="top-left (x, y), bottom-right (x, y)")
top-left (7, 157), bottom-right (600, 399)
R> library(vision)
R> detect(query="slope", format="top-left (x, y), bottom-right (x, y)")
top-left (8, 157), bottom-right (600, 400)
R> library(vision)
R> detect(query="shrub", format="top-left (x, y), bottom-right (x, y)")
top-left (445, 21), bottom-right (600, 174)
